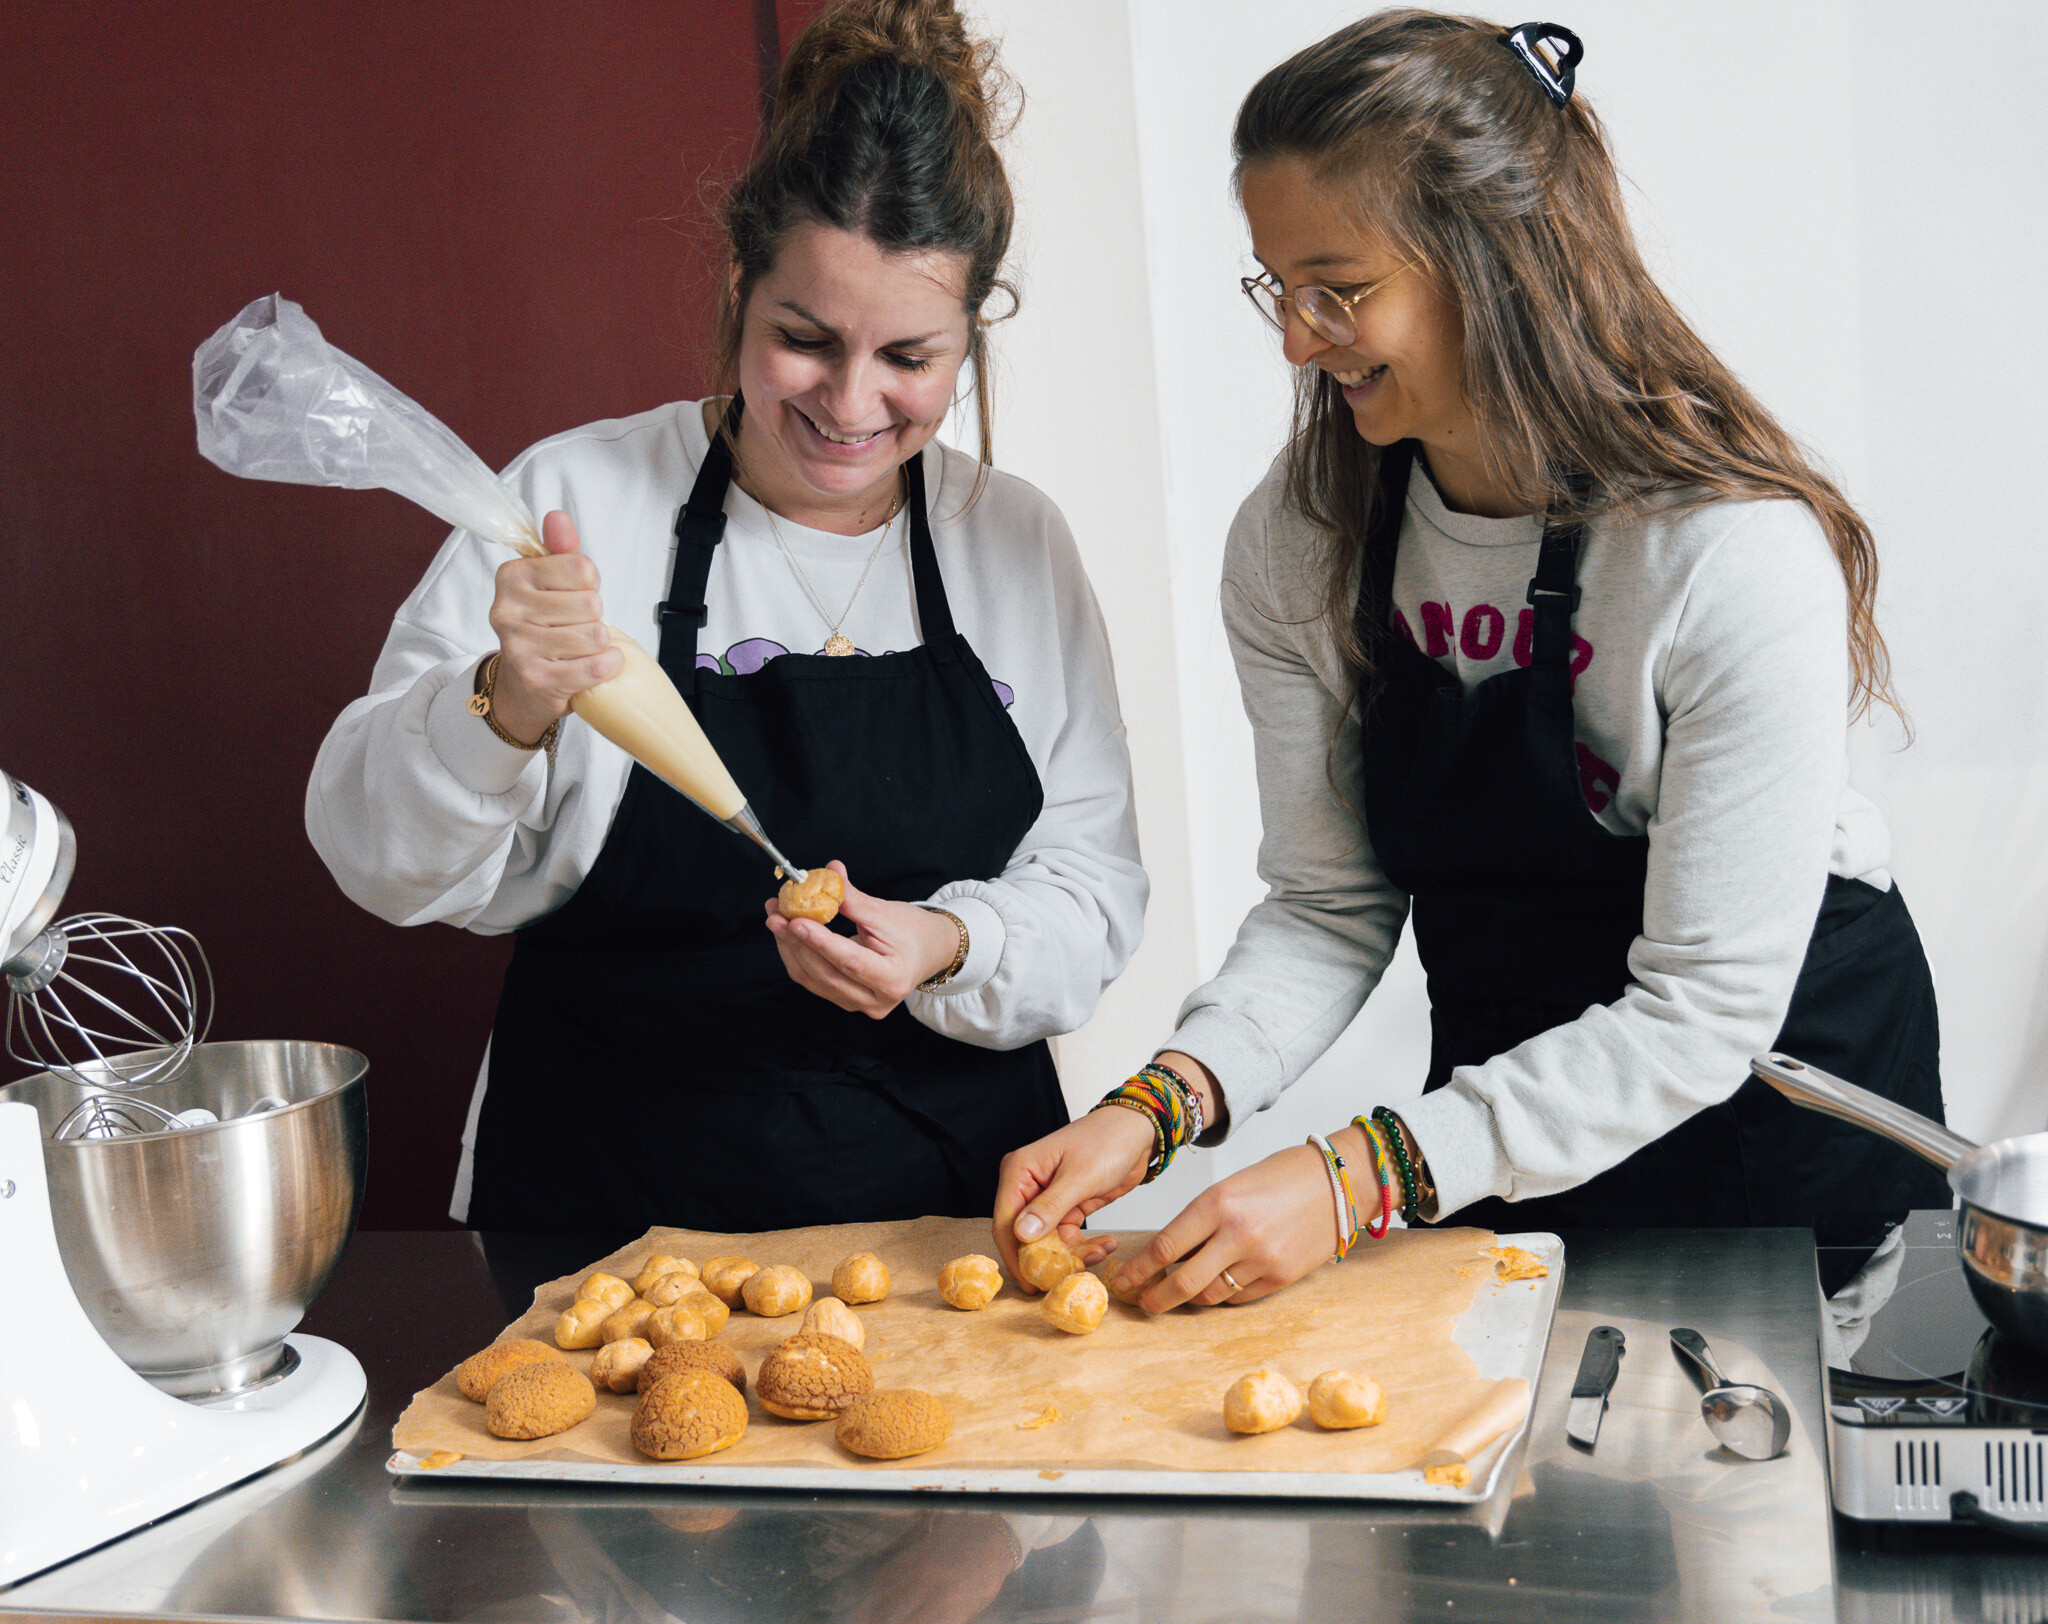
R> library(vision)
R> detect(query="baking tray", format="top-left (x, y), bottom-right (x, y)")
top-left (388, 1231), bottom-right (1562, 1503)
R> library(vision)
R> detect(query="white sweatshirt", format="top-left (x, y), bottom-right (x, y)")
top-left (307, 401), bottom-right (1147, 1189)
top-left (1169, 454), bottom-right (1892, 1219)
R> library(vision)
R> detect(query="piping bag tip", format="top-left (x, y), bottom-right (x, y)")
top-left (724, 803), bottom-right (807, 882)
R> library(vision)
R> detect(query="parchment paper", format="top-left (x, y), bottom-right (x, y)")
top-left (394, 1216), bottom-right (1519, 1476)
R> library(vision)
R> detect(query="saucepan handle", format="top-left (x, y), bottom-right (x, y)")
top-left (1750, 1053), bottom-right (1977, 1171)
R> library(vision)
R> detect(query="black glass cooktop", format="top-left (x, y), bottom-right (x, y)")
top-left (1828, 1209), bottom-right (2048, 1430)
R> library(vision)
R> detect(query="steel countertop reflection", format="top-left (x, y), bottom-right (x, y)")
top-left (0, 1225), bottom-right (1881, 1623)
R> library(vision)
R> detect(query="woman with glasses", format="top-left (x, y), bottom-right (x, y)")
top-left (994, 11), bottom-right (1947, 1303)
top-left (307, 0), bottom-right (1145, 1232)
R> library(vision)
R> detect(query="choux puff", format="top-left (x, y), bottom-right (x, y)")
top-left (600, 1298), bottom-right (659, 1344)
top-left (777, 867), bottom-right (844, 923)
top-left (802, 1296), bottom-right (865, 1348)
top-left (1223, 1370), bottom-right (1306, 1435)
top-left (937, 1254), bottom-right (1003, 1311)
top-left (642, 1270), bottom-right (701, 1309)
top-left (1307, 1370), bottom-right (1387, 1430)
top-left (456, 1338), bottom-right (563, 1401)
top-left (633, 1254), bottom-right (700, 1295)
top-left (554, 1297), bottom-right (612, 1351)
top-left (574, 1273), bottom-right (636, 1314)
top-left (591, 1337), bottom-right (656, 1394)
top-left (700, 1256), bottom-right (760, 1307)
top-left (756, 1333), bottom-right (873, 1421)
top-left (831, 1252), bottom-right (890, 1305)
top-left (485, 1361), bottom-right (597, 1440)
top-left (1015, 1234), bottom-right (1083, 1293)
top-left (631, 1368), bottom-right (748, 1461)
top-left (741, 1264), bottom-right (813, 1318)
top-left (646, 1302), bottom-right (711, 1348)
top-left (1041, 1271), bottom-right (1108, 1334)
top-left (679, 1284), bottom-right (731, 1336)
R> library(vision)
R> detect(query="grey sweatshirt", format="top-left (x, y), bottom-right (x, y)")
top-left (1167, 454), bottom-right (1892, 1219)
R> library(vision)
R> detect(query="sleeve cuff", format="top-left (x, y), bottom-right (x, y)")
top-left (425, 658), bottom-right (548, 796)
top-left (1160, 1006), bottom-right (1288, 1140)
top-left (923, 893), bottom-right (1004, 995)
top-left (1396, 1083), bottom-right (1515, 1220)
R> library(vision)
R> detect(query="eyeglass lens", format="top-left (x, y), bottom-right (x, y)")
top-left (1246, 279), bottom-right (1355, 348)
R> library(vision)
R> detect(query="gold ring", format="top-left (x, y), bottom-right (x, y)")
top-left (1221, 1268), bottom-right (1242, 1292)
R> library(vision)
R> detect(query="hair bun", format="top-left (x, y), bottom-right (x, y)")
top-left (773, 0), bottom-right (1011, 150)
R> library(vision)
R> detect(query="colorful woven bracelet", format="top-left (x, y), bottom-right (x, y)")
top-left (1140, 1060), bottom-right (1205, 1145)
top-left (1098, 1095), bottom-right (1169, 1182)
top-left (1371, 1106), bottom-right (1418, 1219)
top-left (1307, 1134), bottom-right (1360, 1259)
top-left (1096, 1069), bottom-right (1193, 1182)
top-left (1352, 1115), bottom-right (1395, 1239)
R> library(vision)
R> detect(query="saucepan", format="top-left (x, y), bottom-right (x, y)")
top-left (1751, 1052), bottom-right (2048, 1359)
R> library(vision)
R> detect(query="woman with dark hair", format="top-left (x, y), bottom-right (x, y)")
top-left (996, 10), bottom-right (1947, 1303)
top-left (308, 0), bottom-right (1145, 1231)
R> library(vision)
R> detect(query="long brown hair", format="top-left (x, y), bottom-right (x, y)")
top-left (1234, 9), bottom-right (1897, 719)
top-left (715, 0), bottom-right (1017, 495)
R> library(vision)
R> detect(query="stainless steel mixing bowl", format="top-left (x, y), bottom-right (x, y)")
top-left (0, 1040), bottom-right (367, 1397)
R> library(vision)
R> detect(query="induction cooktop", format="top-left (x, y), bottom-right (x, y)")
top-left (1828, 1209), bottom-right (2048, 1532)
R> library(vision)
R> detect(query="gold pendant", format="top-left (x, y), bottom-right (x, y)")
top-left (822, 633), bottom-right (856, 657)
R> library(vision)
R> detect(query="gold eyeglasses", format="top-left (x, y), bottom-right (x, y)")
top-left (1240, 264), bottom-right (1412, 348)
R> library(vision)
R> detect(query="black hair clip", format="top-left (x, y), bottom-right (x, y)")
top-left (1504, 22), bottom-right (1583, 107)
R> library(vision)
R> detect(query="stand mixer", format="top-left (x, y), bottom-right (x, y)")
top-left (0, 771), bottom-right (368, 1588)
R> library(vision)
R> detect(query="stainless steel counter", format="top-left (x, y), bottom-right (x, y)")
top-left (0, 1226), bottom-right (2020, 1622)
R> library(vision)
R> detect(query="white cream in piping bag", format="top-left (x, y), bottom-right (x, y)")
top-left (571, 629), bottom-right (746, 821)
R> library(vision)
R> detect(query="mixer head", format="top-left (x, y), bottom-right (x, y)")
top-left (2, 772), bottom-right (213, 1134)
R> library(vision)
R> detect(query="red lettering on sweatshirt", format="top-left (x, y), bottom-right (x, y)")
top-left (1460, 604), bottom-right (1505, 660)
top-left (1419, 601), bottom-right (1455, 658)
top-left (1576, 742), bottom-right (1621, 814)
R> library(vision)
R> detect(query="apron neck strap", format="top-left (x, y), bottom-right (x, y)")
top-left (1525, 472), bottom-right (1591, 669)
top-left (901, 449), bottom-right (953, 643)
top-left (658, 395), bottom-right (745, 674)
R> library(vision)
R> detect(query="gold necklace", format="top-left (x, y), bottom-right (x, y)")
top-left (761, 479), bottom-right (905, 657)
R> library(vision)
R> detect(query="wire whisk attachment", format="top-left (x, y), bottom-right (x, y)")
top-left (5, 912), bottom-right (214, 1098)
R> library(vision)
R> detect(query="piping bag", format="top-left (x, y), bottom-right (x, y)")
top-left (192, 294), bottom-right (804, 880)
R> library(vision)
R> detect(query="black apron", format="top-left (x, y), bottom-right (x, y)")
top-left (468, 400), bottom-right (1067, 1230)
top-left (1358, 442), bottom-right (1949, 1247)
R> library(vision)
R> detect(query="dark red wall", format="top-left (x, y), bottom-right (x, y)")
top-left (2, 3), bottom-right (822, 1226)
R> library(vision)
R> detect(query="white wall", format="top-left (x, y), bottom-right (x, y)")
top-left (966, 0), bottom-right (2048, 1220)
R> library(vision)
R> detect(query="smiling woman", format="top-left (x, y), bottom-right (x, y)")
top-left (994, 8), bottom-right (1950, 1310)
top-left (303, 0), bottom-right (1147, 1233)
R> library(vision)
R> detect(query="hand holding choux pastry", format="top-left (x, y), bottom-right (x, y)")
top-left (1016, 1233), bottom-right (1082, 1293)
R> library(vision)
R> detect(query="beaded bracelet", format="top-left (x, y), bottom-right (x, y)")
top-left (1099, 1096), bottom-right (1168, 1181)
top-left (1307, 1134), bottom-right (1360, 1259)
top-left (1140, 1059), bottom-right (1205, 1145)
top-left (1371, 1106), bottom-right (1419, 1219)
top-left (1352, 1115), bottom-right (1395, 1239)
top-left (1094, 1069), bottom-right (1191, 1183)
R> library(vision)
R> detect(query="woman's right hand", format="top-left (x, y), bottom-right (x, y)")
top-left (484, 509), bottom-right (623, 745)
top-left (991, 1107), bottom-right (1156, 1285)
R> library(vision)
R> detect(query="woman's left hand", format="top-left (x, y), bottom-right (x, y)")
top-left (764, 862), bottom-right (960, 1018)
top-left (1111, 1140), bottom-right (1344, 1310)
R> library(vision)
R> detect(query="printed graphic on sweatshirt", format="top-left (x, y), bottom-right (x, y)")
top-left (696, 639), bottom-right (1015, 707)
top-left (1396, 599), bottom-right (1621, 812)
